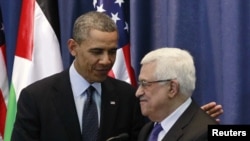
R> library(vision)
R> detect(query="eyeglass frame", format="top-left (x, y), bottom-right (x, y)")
top-left (137, 79), bottom-right (172, 88)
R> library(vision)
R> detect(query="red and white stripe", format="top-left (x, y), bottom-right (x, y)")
top-left (0, 43), bottom-right (8, 139)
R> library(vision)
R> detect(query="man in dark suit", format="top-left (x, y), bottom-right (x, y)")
top-left (136, 47), bottom-right (218, 141)
top-left (11, 11), bottom-right (144, 141)
top-left (11, 12), bottom-right (221, 141)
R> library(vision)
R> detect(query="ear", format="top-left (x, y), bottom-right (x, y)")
top-left (168, 80), bottom-right (179, 98)
top-left (67, 39), bottom-right (78, 56)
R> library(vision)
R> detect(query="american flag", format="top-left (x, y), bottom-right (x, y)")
top-left (93, 0), bottom-right (137, 87)
top-left (0, 10), bottom-right (8, 139)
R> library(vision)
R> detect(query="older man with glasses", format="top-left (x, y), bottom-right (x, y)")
top-left (136, 47), bottom-right (218, 141)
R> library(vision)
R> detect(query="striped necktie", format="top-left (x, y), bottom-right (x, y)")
top-left (148, 123), bottom-right (163, 141)
top-left (82, 86), bottom-right (99, 141)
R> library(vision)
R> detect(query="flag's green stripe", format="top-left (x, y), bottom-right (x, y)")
top-left (4, 83), bottom-right (16, 141)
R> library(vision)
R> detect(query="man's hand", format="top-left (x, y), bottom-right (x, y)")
top-left (201, 101), bottom-right (223, 123)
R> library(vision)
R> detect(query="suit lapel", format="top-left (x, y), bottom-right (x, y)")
top-left (162, 101), bottom-right (198, 141)
top-left (140, 122), bottom-right (154, 141)
top-left (51, 70), bottom-right (82, 141)
top-left (99, 78), bottom-right (119, 139)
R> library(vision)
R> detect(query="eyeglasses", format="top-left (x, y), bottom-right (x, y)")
top-left (138, 79), bottom-right (172, 88)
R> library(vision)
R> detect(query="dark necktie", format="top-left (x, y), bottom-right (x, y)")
top-left (148, 123), bottom-right (163, 141)
top-left (82, 86), bottom-right (99, 141)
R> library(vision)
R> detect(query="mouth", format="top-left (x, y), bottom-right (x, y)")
top-left (95, 68), bottom-right (111, 74)
top-left (139, 97), bottom-right (147, 103)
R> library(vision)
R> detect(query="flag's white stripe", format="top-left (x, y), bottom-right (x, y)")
top-left (0, 48), bottom-right (9, 105)
top-left (112, 48), bottom-right (131, 84)
top-left (34, 2), bottom-right (62, 73)
top-left (12, 2), bottom-right (63, 101)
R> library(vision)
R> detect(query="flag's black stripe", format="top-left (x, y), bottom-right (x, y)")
top-left (36, 0), bottom-right (60, 44)
top-left (0, 9), bottom-right (5, 46)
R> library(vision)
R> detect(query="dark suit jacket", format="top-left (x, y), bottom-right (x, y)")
top-left (11, 69), bottom-right (145, 141)
top-left (137, 100), bottom-right (218, 141)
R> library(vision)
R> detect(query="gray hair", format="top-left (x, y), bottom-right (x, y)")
top-left (72, 11), bottom-right (118, 44)
top-left (141, 47), bottom-right (196, 97)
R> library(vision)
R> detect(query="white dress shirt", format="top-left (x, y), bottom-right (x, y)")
top-left (69, 63), bottom-right (101, 131)
top-left (157, 98), bottom-right (192, 141)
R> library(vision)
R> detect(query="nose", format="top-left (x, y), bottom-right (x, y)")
top-left (100, 53), bottom-right (112, 65)
top-left (135, 86), bottom-right (144, 98)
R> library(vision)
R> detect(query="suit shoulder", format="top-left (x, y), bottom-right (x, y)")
top-left (192, 100), bottom-right (218, 124)
top-left (105, 76), bottom-right (136, 89)
top-left (24, 70), bottom-right (69, 90)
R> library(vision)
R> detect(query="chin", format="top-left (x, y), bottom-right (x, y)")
top-left (142, 111), bottom-right (149, 117)
top-left (141, 108), bottom-right (148, 116)
top-left (95, 75), bottom-right (107, 82)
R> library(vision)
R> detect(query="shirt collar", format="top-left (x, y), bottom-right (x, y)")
top-left (69, 63), bottom-right (101, 97)
top-left (160, 98), bottom-right (192, 132)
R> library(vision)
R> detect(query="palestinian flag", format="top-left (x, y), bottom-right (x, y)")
top-left (4, 0), bottom-right (63, 140)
